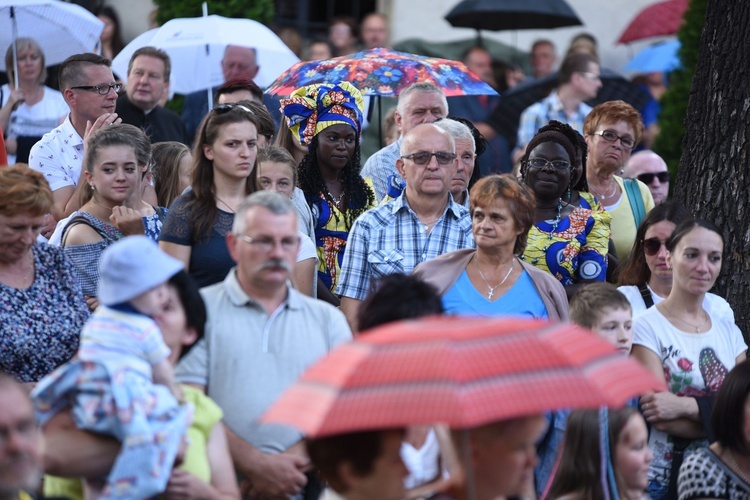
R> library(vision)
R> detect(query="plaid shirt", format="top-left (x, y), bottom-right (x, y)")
top-left (360, 138), bottom-right (402, 203)
top-left (516, 92), bottom-right (592, 150)
top-left (336, 193), bottom-right (475, 301)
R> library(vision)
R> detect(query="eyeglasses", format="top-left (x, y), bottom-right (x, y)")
top-left (577, 71), bottom-right (601, 81)
top-left (400, 151), bottom-right (456, 166)
top-left (637, 172), bottom-right (670, 185)
top-left (527, 158), bottom-right (571, 171)
top-left (213, 103), bottom-right (254, 115)
top-left (593, 130), bottom-right (636, 150)
top-left (236, 233), bottom-right (299, 252)
top-left (643, 237), bottom-right (668, 256)
top-left (70, 83), bottom-right (122, 95)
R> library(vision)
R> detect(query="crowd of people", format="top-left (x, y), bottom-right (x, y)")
top-left (0, 6), bottom-right (746, 500)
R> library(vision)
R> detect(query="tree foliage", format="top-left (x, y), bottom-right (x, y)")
top-left (152, 0), bottom-right (274, 26)
top-left (675, 1), bottom-right (750, 337)
top-left (652, 0), bottom-right (707, 178)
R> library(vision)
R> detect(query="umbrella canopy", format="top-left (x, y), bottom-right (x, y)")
top-left (265, 47), bottom-right (497, 98)
top-left (111, 15), bottom-right (299, 94)
top-left (617, 0), bottom-right (690, 44)
top-left (445, 0), bottom-right (583, 31)
top-left (624, 40), bottom-right (681, 74)
top-left (486, 68), bottom-right (652, 148)
top-left (0, 0), bottom-right (103, 71)
top-left (262, 317), bottom-right (664, 438)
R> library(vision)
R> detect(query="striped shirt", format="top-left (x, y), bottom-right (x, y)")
top-left (336, 193), bottom-right (475, 301)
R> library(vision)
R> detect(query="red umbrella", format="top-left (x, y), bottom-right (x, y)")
top-left (617, 0), bottom-right (690, 44)
top-left (262, 317), bottom-right (664, 437)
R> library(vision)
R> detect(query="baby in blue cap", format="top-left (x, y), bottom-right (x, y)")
top-left (33, 236), bottom-right (192, 499)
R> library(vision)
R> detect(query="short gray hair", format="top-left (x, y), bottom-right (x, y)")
top-left (232, 191), bottom-right (295, 234)
top-left (397, 82), bottom-right (447, 114)
top-left (434, 118), bottom-right (475, 151)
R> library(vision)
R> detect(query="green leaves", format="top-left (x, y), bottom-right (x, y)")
top-left (153, 0), bottom-right (274, 26)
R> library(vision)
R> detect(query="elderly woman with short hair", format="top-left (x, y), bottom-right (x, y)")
top-left (0, 165), bottom-right (89, 383)
top-left (413, 174), bottom-right (568, 319)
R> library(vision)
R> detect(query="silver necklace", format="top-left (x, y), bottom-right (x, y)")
top-left (661, 303), bottom-right (708, 333)
top-left (590, 179), bottom-right (617, 201)
top-left (215, 196), bottom-right (236, 213)
top-left (475, 256), bottom-right (515, 300)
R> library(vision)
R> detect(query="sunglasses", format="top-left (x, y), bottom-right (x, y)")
top-left (643, 237), bottom-right (668, 256)
top-left (637, 172), bottom-right (670, 185)
top-left (400, 151), bottom-right (456, 166)
top-left (212, 103), bottom-right (254, 115)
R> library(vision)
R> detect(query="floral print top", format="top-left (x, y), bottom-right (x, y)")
top-left (0, 244), bottom-right (90, 382)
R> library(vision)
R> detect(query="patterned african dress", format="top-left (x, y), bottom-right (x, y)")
top-left (311, 178), bottom-right (376, 293)
top-left (521, 192), bottom-right (611, 286)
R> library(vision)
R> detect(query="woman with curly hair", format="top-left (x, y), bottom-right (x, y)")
top-left (281, 81), bottom-right (376, 305)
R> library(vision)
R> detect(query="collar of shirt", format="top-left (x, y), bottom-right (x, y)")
top-left (391, 191), bottom-right (465, 221)
top-left (60, 114), bottom-right (84, 147)
top-left (224, 267), bottom-right (302, 310)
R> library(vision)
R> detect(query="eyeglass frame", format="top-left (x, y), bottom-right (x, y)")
top-left (637, 171), bottom-right (670, 185)
top-left (642, 237), bottom-right (669, 256)
top-left (235, 233), bottom-right (299, 252)
top-left (525, 157), bottom-right (571, 171)
top-left (592, 129), bottom-right (636, 150)
top-left (70, 83), bottom-right (122, 95)
top-left (400, 151), bottom-right (457, 166)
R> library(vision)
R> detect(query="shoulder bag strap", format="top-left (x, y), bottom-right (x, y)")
top-left (61, 215), bottom-right (110, 247)
top-left (623, 178), bottom-right (646, 227)
top-left (638, 283), bottom-right (655, 308)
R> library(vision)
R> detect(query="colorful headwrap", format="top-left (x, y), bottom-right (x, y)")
top-left (280, 81), bottom-right (364, 147)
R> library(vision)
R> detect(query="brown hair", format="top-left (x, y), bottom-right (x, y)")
top-left (152, 141), bottom-right (191, 207)
top-left (188, 104), bottom-right (261, 242)
top-left (583, 100), bottom-right (645, 146)
top-left (469, 174), bottom-right (536, 255)
top-left (569, 282), bottom-right (631, 329)
top-left (214, 78), bottom-right (263, 105)
top-left (58, 53), bottom-right (111, 91)
top-left (0, 165), bottom-right (53, 217)
top-left (128, 46), bottom-right (171, 82)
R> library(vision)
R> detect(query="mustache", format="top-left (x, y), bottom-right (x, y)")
top-left (259, 259), bottom-right (291, 272)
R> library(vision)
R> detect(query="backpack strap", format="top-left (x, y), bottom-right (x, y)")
top-left (623, 178), bottom-right (646, 227)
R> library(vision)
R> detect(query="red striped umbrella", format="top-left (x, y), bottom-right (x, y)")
top-left (617, 0), bottom-right (690, 44)
top-left (262, 317), bottom-right (664, 437)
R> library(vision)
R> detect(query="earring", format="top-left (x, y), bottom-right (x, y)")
top-left (89, 184), bottom-right (95, 190)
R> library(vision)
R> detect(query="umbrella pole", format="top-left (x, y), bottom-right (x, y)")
top-left (202, 2), bottom-right (212, 112)
top-left (11, 6), bottom-right (18, 89)
top-left (378, 96), bottom-right (382, 149)
top-left (460, 430), bottom-right (478, 500)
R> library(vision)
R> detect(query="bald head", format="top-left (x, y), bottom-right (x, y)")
top-left (623, 150), bottom-right (669, 204)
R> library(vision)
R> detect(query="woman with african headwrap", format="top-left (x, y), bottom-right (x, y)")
top-left (281, 82), bottom-right (376, 306)
top-left (519, 121), bottom-right (611, 297)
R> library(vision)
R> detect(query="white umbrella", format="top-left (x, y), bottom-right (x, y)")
top-left (0, 0), bottom-right (103, 75)
top-left (112, 15), bottom-right (300, 96)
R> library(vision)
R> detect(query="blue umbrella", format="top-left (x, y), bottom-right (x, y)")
top-left (624, 40), bottom-right (681, 74)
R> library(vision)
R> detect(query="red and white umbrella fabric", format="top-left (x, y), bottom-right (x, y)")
top-left (617, 0), bottom-right (690, 44)
top-left (263, 317), bottom-right (664, 438)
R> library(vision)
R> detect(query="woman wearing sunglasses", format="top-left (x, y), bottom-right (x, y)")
top-left (518, 122), bottom-right (611, 297)
top-left (159, 102), bottom-right (262, 287)
top-left (617, 200), bottom-right (735, 321)
top-left (280, 82), bottom-right (376, 306)
top-left (584, 100), bottom-right (654, 261)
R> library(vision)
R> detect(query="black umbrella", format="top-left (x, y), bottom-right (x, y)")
top-left (487, 68), bottom-right (652, 148)
top-left (445, 0), bottom-right (583, 31)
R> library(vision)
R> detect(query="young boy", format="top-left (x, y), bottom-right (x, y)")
top-left (569, 282), bottom-right (634, 356)
top-left (536, 283), bottom-right (635, 497)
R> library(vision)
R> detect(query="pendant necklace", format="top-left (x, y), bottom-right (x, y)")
top-left (590, 179), bottom-right (617, 201)
top-left (475, 256), bottom-right (515, 300)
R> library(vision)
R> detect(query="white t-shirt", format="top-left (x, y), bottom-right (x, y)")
top-left (633, 306), bottom-right (747, 486)
top-left (1, 84), bottom-right (67, 164)
top-left (618, 284), bottom-right (735, 322)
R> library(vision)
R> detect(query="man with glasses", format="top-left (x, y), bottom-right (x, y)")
top-left (337, 123), bottom-right (475, 331)
top-left (623, 150), bottom-right (670, 205)
top-left (29, 53), bottom-right (122, 235)
top-left (116, 46), bottom-right (190, 145)
top-left (515, 53), bottom-right (602, 168)
top-left (176, 191), bottom-right (351, 499)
